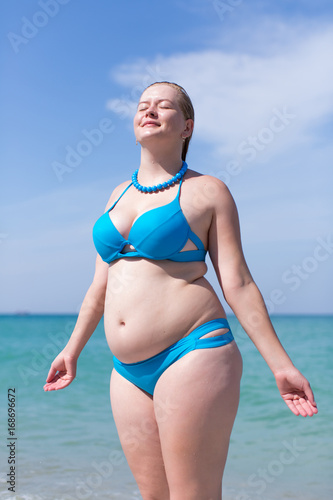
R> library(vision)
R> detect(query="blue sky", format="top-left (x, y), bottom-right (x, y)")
top-left (1, 0), bottom-right (332, 314)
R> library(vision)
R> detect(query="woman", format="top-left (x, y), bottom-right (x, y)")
top-left (44, 82), bottom-right (318, 500)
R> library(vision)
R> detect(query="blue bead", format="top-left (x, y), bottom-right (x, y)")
top-left (132, 162), bottom-right (188, 193)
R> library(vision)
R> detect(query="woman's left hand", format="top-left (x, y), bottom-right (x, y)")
top-left (274, 368), bottom-right (318, 417)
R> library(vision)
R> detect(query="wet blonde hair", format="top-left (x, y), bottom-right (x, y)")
top-left (143, 81), bottom-right (194, 161)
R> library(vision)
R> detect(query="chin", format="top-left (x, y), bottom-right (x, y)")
top-left (139, 132), bottom-right (163, 143)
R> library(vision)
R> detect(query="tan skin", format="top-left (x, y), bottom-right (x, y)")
top-left (44, 84), bottom-right (317, 500)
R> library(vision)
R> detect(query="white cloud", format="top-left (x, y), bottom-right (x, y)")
top-left (107, 25), bottom-right (333, 160)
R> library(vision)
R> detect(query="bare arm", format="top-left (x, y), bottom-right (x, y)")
top-left (43, 184), bottom-right (129, 392)
top-left (62, 255), bottom-right (108, 358)
top-left (207, 177), bottom-right (317, 416)
top-left (44, 254), bottom-right (109, 391)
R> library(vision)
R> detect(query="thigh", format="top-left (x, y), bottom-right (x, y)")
top-left (154, 341), bottom-right (243, 500)
top-left (110, 369), bottom-right (169, 500)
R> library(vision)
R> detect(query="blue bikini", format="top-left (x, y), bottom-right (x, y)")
top-left (93, 163), bottom-right (234, 395)
top-left (112, 319), bottom-right (233, 395)
top-left (92, 175), bottom-right (206, 263)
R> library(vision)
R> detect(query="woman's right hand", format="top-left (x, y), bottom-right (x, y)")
top-left (43, 350), bottom-right (77, 391)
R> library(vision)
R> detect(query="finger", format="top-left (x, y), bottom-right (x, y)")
top-left (284, 399), bottom-right (300, 416)
top-left (309, 401), bottom-right (318, 414)
top-left (44, 374), bottom-right (73, 391)
top-left (43, 373), bottom-right (61, 391)
top-left (45, 364), bottom-right (58, 383)
top-left (303, 382), bottom-right (317, 408)
top-left (294, 396), bottom-right (319, 417)
top-left (295, 398), bottom-right (310, 417)
top-left (300, 398), bottom-right (318, 417)
top-left (44, 382), bottom-right (56, 391)
top-left (44, 380), bottom-right (63, 391)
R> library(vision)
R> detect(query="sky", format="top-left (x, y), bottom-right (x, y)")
top-left (0, 0), bottom-right (332, 315)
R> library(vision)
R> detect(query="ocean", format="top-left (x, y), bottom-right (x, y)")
top-left (0, 314), bottom-right (332, 500)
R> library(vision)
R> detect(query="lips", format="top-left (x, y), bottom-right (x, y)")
top-left (142, 121), bottom-right (160, 127)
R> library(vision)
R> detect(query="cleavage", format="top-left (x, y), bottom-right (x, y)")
top-left (109, 191), bottom-right (176, 241)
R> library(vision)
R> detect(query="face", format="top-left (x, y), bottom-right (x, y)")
top-left (133, 84), bottom-right (193, 146)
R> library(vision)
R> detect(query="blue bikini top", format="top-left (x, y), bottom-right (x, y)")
top-left (92, 177), bottom-right (207, 263)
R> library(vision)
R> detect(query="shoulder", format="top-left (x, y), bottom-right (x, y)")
top-left (184, 170), bottom-right (236, 213)
top-left (104, 179), bottom-right (132, 211)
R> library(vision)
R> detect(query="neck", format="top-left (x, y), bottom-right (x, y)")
top-left (138, 146), bottom-right (184, 183)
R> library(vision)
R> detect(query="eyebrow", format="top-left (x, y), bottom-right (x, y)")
top-left (138, 98), bottom-right (174, 106)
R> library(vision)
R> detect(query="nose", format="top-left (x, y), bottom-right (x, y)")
top-left (145, 105), bottom-right (157, 117)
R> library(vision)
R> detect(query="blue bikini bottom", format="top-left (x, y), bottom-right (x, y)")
top-left (112, 318), bottom-right (234, 396)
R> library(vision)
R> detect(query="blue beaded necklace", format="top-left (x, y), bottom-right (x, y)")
top-left (132, 161), bottom-right (188, 193)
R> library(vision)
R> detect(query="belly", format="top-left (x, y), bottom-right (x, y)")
top-left (104, 258), bottom-right (226, 363)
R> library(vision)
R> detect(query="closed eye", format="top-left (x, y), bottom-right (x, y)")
top-left (137, 99), bottom-right (174, 111)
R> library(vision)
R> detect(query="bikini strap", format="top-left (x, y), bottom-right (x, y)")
top-left (188, 229), bottom-right (205, 250)
top-left (107, 182), bottom-right (133, 212)
top-left (177, 176), bottom-right (184, 197)
top-left (109, 175), bottom-right (182, 212)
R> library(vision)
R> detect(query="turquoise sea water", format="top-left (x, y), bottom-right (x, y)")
top-left (0, 314), bottom-right (332, 500)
